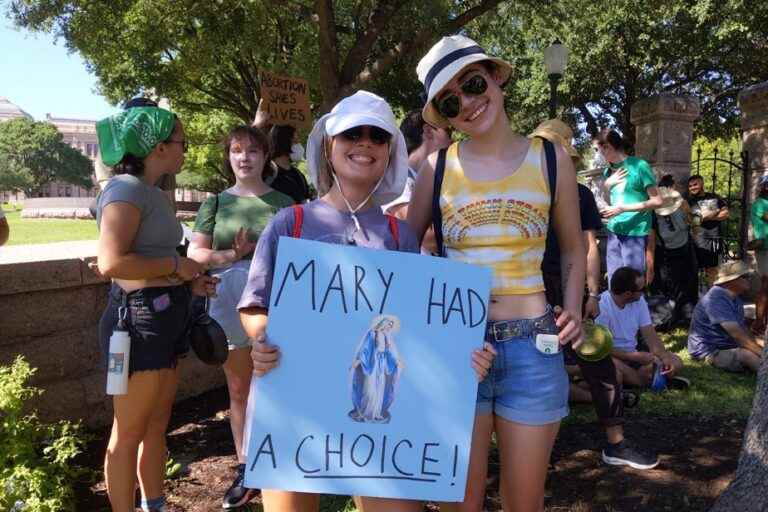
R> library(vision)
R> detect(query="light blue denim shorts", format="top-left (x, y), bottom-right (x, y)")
top-left (209, 260), bottom-right (251, 350)
top-left (476, 307), bottom-right (569, 425)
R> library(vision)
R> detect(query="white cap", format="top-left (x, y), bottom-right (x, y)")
top-left (306, 91), bottom-right (408, 206)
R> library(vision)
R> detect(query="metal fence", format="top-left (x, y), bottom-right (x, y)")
top-left (690, 147), bottom-right (750, 260)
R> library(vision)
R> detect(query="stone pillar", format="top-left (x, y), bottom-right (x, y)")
top-left (739, 81), bottom-right (768, 200)
top-left (630, 95), bottom-right (701, 189)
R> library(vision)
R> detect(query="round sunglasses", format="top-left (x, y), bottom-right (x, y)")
top-left (434, 74), bottom-right (488, 119)
top-left (337, 125), bottom-right (392, 145)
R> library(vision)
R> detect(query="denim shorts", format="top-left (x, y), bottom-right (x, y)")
top-left (476, 308), bottom-right (569, 425)
top-left (99, 283), bottom-right (193, 374)
top-left (209, 260), bottom-right (251, 350)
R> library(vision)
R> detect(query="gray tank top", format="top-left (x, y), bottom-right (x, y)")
top-left (656, 208), bottom-right (689, 250)
top-left (96, 174), bottom-right (182, 258)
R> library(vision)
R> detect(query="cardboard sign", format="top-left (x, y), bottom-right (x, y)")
top-left (243, 237), bottom-right (492, 502)
top-left (259, 69), bottom-right (312, 128)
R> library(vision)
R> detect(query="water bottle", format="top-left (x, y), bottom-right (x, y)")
top-left (106, 327), bottom-right (131, 395)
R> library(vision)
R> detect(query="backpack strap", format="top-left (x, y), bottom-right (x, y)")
top-left (540, 138), bottom-right (557, 213)
top-left (386, 214), bottom-right (400, 250)
top-left (432, 148), bottom-right (448, 257)
top-left (292, 204), bottom-right (303, 238)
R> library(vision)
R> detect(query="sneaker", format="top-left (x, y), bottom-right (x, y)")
top-left (602, 440), bottom-right (659, 470)
top-left (667, 376), bottom-right (691, 390)
top-left (222, 464), bottom-right (258, 509)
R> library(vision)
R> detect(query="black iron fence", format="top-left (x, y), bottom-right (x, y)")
top-left (690, 147), bottom-right (750, 260)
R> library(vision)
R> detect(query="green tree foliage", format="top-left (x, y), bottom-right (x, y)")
top-left (9, 0), bottom-right (503, 120)
top-left (0, 118), bottom-right (94, 197)
top-left (175, 106), bottom-right (241, 193)
top-left (470, 0), bottom-right (768, 142)
top-left (0, 357), bottom-right (90, 512)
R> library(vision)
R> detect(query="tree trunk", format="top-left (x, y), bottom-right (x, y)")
top-left (709, 344), bottom-right (768, 512)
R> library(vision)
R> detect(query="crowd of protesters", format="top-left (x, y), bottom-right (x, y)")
top-left (81, 35), bottom-right (768, 512)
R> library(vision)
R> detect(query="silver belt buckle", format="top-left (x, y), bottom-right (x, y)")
top-left (492, 321), bottom-right (521, 342)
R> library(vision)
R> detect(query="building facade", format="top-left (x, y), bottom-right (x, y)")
top-left (0, 97), bottom-right (98, 200)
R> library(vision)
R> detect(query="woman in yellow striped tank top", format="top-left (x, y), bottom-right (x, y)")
top-left (409, 36), bottom-right (586, 512)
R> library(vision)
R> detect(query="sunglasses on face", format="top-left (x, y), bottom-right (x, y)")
top-left (434, 74), bottom-right (489, 119)
top-left (337, 125), bottom-right (392, 145)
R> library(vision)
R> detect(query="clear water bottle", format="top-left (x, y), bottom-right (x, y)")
top-left (106, 327), bottom-right (131, 395)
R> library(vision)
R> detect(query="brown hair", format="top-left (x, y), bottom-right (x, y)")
top-left (223, 125), bottom-right (270, 176)
top-left (593, 128), bottom-right (630, 153)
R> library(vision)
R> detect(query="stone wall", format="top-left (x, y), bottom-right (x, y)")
top-left (630, 95), bottom-right (701, 189)
top-left (739, 81), bottom-right (768, 202)
top-left (0, 249), bottom-right (225, 428)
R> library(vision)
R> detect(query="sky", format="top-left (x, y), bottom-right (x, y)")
top-left (1, 16), bottom-right (119, 121)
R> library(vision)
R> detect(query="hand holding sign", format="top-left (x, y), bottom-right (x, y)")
top-left (258, 69), bottom-right (312, 129)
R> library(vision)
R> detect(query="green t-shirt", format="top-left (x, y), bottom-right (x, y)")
top-left (751, 196), bottom-right (768, 241)
top-left (193, 190), bottom-right (294, 254)
top-left (602, 156), bottom-right (656, 236)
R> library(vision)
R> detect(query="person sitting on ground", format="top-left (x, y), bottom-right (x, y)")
top-left (596, 266), bottom-right (686, 389)
top-left (688, 260), bottom-right (765, 373)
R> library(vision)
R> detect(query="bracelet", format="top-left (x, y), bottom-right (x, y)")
top-left (588, 292), bottom-right (600, 299)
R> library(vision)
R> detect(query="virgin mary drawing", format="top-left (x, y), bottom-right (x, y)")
top-left (348, 315), bottom-right (404, 424)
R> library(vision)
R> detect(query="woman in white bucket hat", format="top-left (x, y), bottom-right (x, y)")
top-left (409, 36), bottom-right (586, 511)
top-left (241, 91), bottom-right (489, 511)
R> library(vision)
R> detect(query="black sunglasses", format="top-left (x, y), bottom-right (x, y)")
top-left (434, 74), bottom-right (488, 119)
top-left (338, 125), bottom-right (392, 145)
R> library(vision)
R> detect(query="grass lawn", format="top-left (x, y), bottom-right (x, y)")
top-left (2, 209), bottom-right (99, 246)
top-left (566, 326), bottom-right (758, 424)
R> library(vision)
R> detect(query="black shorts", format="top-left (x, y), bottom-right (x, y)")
top-left (99, 283), bottom-right (193, 374)
top-left (695, 246), bottom-right (720, 269)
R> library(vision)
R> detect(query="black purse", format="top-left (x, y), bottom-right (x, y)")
top-left (189, 294), bottom-right (229, 365)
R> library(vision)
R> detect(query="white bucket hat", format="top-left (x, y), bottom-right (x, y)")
top-left (306, 90), bottom-right (408, 207)
top-left (416, 35), bottom-right (512, 128)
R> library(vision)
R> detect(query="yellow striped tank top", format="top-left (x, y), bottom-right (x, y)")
top-left (440, 138), bottom-right (550, 295)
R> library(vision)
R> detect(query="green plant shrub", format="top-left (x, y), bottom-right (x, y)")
top-left (0, 357), bottom-right (89, 512)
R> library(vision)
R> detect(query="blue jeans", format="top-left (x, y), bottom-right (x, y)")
top-left (606, 232), bottom-right (647, 283)
top-left (476, 308), bottom-right (569, 425)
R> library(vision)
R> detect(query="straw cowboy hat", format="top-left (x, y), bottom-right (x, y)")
top-left (529, 119), bottom-right (580, 160)
top-left (655, 187), bottom-right (684, 216)
top-left (713, 260), bottom-right (752, 285)
top-left (416, 35), bottom-right (512, 128)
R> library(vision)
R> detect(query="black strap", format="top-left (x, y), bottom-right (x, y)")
top-left (432, 148), bottom-right (448, 257)
top-left (540, 138), bottom-right (557, 212)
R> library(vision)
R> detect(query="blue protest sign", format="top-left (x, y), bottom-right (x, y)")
top-left (243, 237), bottom-right (491, 502)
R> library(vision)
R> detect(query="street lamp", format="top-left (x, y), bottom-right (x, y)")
top-left (544, 40), bottom-right (569, 119)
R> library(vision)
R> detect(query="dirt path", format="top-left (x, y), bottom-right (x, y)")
top-left (77, 387), bottom-right (742, 511)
